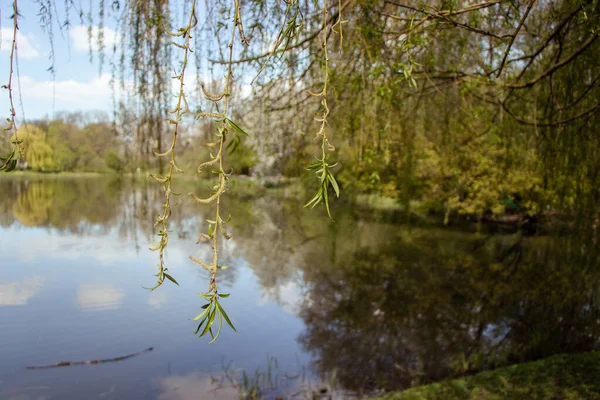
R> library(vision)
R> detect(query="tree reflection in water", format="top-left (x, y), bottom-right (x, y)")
top-left (1, 177), bottom-right (599, 395)
top-left (297, 226), bottom-right (600, 393)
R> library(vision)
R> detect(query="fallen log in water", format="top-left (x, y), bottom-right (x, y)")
top-left (25, 347), bottom-right (153, 370)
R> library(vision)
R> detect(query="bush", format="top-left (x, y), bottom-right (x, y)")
top-left (104, 151), bottom-right (122, 172)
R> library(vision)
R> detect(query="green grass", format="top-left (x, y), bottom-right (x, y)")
top-left (0, 170), bottom-right (113, 179)
top-left (375, 352), bottom-right (600, 400)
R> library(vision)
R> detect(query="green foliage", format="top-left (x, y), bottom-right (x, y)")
top-left (376, 352), bottom-right (600, 400)
top-left (227, 139), bottom-right (257, 176)
top-left (194, 292), bottom-right (236, 343)
top-left (14, 125), bottom-right (57, 171)
top-left (7, 178), bottom-right (122, 227)
top-left (304, 157), bottom-right (340, 220)
top-left (0, 141), bottom-right (20, 172)
top-left (7, 120), bottom-right (122, 173)
top-left (3, 0), bottom-right (599, 351)
top-left (104, 150), bottom-right (123, 172)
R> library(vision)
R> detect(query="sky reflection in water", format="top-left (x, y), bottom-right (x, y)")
top-left (0, 177), bottom-right (599, 399)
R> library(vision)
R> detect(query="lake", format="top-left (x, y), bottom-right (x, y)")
top-left (0, 176), bottom-right (599, 399)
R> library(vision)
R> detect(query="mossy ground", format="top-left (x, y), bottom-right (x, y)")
top-left (375, 352), bottom-right (600, 400)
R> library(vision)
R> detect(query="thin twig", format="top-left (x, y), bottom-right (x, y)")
top-left (146, 0), bottom-right (198, 291)
top-left (496, 0), bottom-right (536, 77)
top-left (4, 0), bottom-right (20, 139)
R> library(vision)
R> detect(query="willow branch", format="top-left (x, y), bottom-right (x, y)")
top-left (384, 0), bottom-right (512, 40)
top-left (512, 2), bottom-right (590, 80)
top-left (209, 0), bottom-right (352, 65)
top-left (146, 0), bottom-right (197, 291)
top-left (4, 0), bottom-right (20, 138)
top-left (503, 102), bottom-right (599, 127)
top-left (507, 33), bottom-right (598, 89)
top-left (496, 0), bottom-right (535, 77)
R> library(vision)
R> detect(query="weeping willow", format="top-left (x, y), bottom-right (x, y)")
top-left (0, 0), bottom-right (349, 342)
top-left (2, 0), bottom-right (600, 340)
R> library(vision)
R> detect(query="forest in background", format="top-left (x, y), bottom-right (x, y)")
top-left (0, 111), bottom-right (257, 176)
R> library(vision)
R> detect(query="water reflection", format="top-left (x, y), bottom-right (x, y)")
top-left (9, 178), bottom-right (121, 230)
top-left (76, 283), bottom-right (125, 312)
top-left (0, 277), bottom-right (43, 306)
top-left (148, 291), bottom-right (169, 309)
top-left (297, 230), bottom-right (600, 392)
top-left (157, 372), bottom-right (239, 400)
top-left (0, 177), bottom-right (599, 397)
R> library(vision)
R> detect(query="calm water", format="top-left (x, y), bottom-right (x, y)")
top-left (0, 177), bottom-right (599, 399)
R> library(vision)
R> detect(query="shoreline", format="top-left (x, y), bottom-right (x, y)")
top-left (373, 351), bottom-right (600, 400)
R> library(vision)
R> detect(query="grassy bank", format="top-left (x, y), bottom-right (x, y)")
top-left (0, 170), bottom-right (113, 179)
top-left (375, 352), bottom-right (600, 400)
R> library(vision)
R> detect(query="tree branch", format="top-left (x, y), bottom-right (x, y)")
top-left (503, 102), bottom-right (599, 127)
top-left (496, 0), bottom-right (536, 78)
top-left (209, 0), bottom-right (352, 65)
top-left (384, 0), bottom-right (512, 40)
top-left (507, 33), bottom-right (598, 89)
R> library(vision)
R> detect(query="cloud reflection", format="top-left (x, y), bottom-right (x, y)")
top-left (148, 291), bottom-right (169, 309)
top-left (260, 280), bottom-right (303, 316)
top-left (157, 372), bottom-right (239, 400)
top-left (0, 277), bottom-right (43, 306)
top-left (76, 283), bottom-right (125, 312)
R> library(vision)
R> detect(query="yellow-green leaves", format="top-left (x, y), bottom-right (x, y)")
top-left (163, 272), bottom-right (179, 286)
top-left (226, 118), bottom-right (249, 137)
top-left (187, 0), bottom-right (246, 343)
top-left (194, 293), bottom-right (236, 343)
top-left (0, 147), bottom-right (18, 172)
top-left (143, 265), bottom-right (179, 292)
top-left (305, 157), bottom-right (340, 220)
top-left (148, 0), bottom-right (199, 293)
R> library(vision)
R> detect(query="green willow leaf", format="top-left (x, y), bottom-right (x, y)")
top-left (226, 118), bottom-right (249, 137)
top-left (304, 187), bottom-right (323, 208)
top-left (323, 183), bottom-right (333, 220)
top-left (194, 309), bottom-right (211, 334)
top-left (5, 160), bottom-right (17, 172)
top-left (192, 307), bottom-right (210, 321)
top-left (200, 308), bottom-right (217, 337)
top-left (216, 300), bottom-right (237, 332)
top-left (328, 174), bottom-right (340, 197)
top-left (163, 272), bottom-right (179, 286)
top-left (209, 311), bottom-right (223, 344)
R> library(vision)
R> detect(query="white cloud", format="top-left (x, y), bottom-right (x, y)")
top-left (70, 25), bottom-right (119, 53)
top-left (0, 277), bottom-right (43, 306)
top-left (76, 283), bottom-right (125, 311)
top-left (12, 72), bottom-right (248, 118)
top-left (18, 73), bottom-right (114, 109)
top-left (0, 28), bottom-right (40, 59)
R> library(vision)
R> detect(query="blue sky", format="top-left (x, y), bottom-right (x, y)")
top-left (0, 0), bottom-right (250, 124)
top-left (0, 0), bottom-right (123, 122)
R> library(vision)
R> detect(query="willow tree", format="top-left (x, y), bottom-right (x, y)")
top-left (2, 0), bottom-right (599, 339)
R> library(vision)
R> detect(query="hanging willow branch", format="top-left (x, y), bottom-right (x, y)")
top-left (304, 0), bottom-right (340, 220)
top-left (188, 0), bottom-right (250, 342)
top-left (144, 0), bottom-right (199, 291)
top-left (1, 0), bottom-right (23, 172)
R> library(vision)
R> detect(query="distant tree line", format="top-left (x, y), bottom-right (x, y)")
top-left (0, 110), bottom-right (256, 175)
